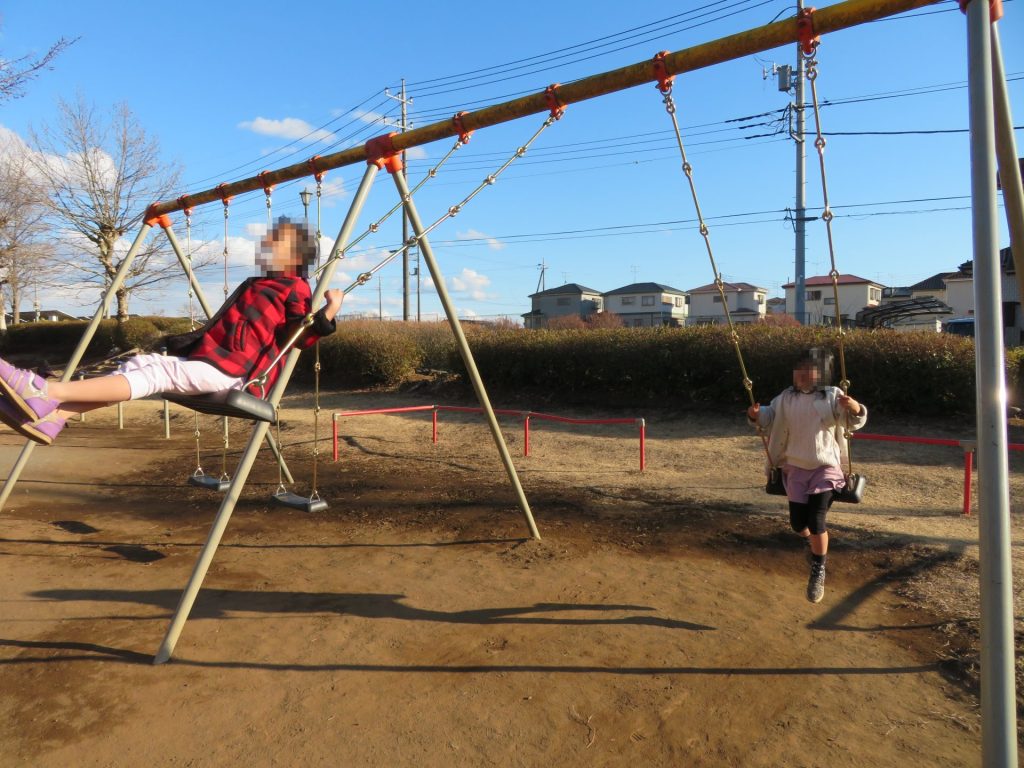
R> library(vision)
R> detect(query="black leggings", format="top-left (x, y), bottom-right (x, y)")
top-left (789, 491), bottom-right (834, 535)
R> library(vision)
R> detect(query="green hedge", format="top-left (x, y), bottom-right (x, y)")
top-left (446, 325), bottom-right (984, 416)
top-left (5, 318), bottom-right (1013, 417)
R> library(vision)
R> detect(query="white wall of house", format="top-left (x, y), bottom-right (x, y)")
top-left (943, 273), bottom-right (1023, 345)
top-left (611, 290), bottom-right (688, 326)
top-left (783, 282), bottom-right (881, 324)
top-left (532, 291), bottom-right (603, 318)
top-left (687, 288), bottom-right (766, 324)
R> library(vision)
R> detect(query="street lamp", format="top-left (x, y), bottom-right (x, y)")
top-left (299, 188), bottom-right (312, 224)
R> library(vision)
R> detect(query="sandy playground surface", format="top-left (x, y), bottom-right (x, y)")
top-left (1, 389), bottom-right (1023, 767)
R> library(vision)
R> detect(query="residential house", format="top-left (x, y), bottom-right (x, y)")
top-left (782, 274), bottom-right (882, 327)
top-left (686, 281), bottom-right (766, 325)
top-left (521, 283), bottom-right (603, 329)
top-left (766, 297), bottom-right (787, 315)
top-left (942, 247), bottom-right (1022, 345)
top-left (602, 282), bottom-right (688, 327)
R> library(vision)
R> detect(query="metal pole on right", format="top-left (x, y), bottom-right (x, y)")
top-left (989, 24), bottom-right (1024, 320)
top-left (966, 2), bottom-right (1018, 765)
top-left (392, 171), bottom-right (541, 541)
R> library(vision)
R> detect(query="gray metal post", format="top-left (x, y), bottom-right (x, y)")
top-left (794, 0), bottom-right (807, 324)
top-left (990, 25), bottom-right (1024, 314)
top-left (263, 429), bottom-right (294, 485)
top-left (966, 3), bottom-right (1018, 765)
top-left (162, 223), bottom-right (215, 319)
top-left (153, 164), bottom-right (379, 664)
top-left (0, 224), bottom-right (154, 510)
top-left (391, 171), bottom-right (541, 541)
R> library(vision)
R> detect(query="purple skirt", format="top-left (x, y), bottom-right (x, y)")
top-left (782, 464), bottom-right (846, 504)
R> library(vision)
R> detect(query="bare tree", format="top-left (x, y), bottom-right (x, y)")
top-left (0, 148), bottom-right (51, 329)
top-left (0, 36), bottom-right (77, 104)
top-left (28, 96), bottom-right (188, 322)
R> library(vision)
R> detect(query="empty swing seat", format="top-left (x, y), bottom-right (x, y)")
top-left (273, 490), bottom-right (329, 514)
top-left (188, 471), bottom-right (231, 492)
top-left (164, 389), bottom-right (277, 423)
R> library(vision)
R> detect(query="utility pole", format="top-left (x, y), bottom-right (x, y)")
top-left (385, 80), bottom-right (413, 321)
top-left (536, 258), bottom-right (547, 293)
top-left (764, 2), bottom-right (809, 324)
top-left (793, 0), bottom-right (807, 325)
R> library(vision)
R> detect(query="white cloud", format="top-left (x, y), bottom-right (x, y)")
top-left (245, 222), bottom-right (268, 238)
top-left (238, 117), bottom-right (334, 143)
top-left (405, 146), bottom-right (428, 161)
top-left (450, 268), bottom-right (492, 301)
top-left (352, 109), bottom-right (385, 125)
top-left (456, 228), bottom-right (505, 251)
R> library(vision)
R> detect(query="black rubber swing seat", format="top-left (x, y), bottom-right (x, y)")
top-left (188, 472), bottom-right (230, 492)
top-left (273, 490), bottom-right (329, 513)
top-left (164, 390), bottom-right (277, 423)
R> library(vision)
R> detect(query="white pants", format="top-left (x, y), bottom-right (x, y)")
top-left (117, 354), bottom-right (245, 400)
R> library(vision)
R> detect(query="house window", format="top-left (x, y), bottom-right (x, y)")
top-left (756, 294), bottom-right (764, 304)
top-left (641, 295), bottom-right (655, 307)
top-left (556, 297), bottom-right (570, 306)
top-left (675, 297), bottom-right (685, 307)
top-left (621, 296), bottom-right (635, 305)
top-left (869, 288), bottom-right (882, 302)
top-left (806, 290), bottom-right (822, 301)
top-left (594, 298), bottom-right (602, 310)
top-left (713, 296), bottom-right (723, 304)
top-left (824, 297), bottom-right (835, 305)
top-left (632, 318), bottom-right (644, 327)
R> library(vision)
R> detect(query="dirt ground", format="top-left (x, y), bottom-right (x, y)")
top-left (1, 388), bottom-right (1023, 767)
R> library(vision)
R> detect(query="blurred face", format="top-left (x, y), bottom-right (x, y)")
top-left (793, 363), bottom-right (820, 392)
top-left (257, 225), bottom-right (304, 275)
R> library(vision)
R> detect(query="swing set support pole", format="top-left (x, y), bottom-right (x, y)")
top-left (153, 164), bottom-right (379, 664)
top-left (161, 222), bottom-right (215, 320)
top-left (965, 1), bottom-right (1018, 765)
top-left (0, 224), bottom-right (154, 511)
top-left (990, 24), bottom-right (1024, 315)
top-left (143, 0), bottom-right (940, 219)
top-left (392, 171), bottom-right (541, 541)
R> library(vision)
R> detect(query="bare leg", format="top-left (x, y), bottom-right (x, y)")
top-left (47, 375), bottom-right (131, 404)
top-left (56, 402), bottom-right (114, 419)
top-left (809, 531), bottom-right (829, 556)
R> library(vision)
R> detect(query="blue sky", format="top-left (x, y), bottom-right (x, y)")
top-left (1, 0), bottom-right (1021, 321)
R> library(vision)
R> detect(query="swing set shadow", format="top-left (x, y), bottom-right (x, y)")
top-left (0, 633), bottom-right (940, 679)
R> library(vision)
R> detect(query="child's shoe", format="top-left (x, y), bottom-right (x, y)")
top-left (0, 396), bottom-right (64, 445)
top-left (22, 411), bottom-right (67, 446)
top-left (806, 560), bottom-right (826, 604)
top-left (0, 358), bottom-right (59, 421)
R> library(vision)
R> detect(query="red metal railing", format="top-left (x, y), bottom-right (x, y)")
top-left (332, 404), bottom-right (646, 471)
top-left (852, 432), bottom-right (1024, 516)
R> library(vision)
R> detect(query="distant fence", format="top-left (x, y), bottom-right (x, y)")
top-left (852, 432), bottom-right (1024, 516)
top-left (332, 404), bottom-right (646, 471)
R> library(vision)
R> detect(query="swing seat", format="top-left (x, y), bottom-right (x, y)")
top-left (273, 490), bottom-right (328, 513)
top-left (766, 468), bottom-right (787, 496)
top-left (164, 390), bottom-right (276, 423)
top-left (833, 474), bottom-right (866, 504)
top-left (188, 472), bottom-right (230, 492)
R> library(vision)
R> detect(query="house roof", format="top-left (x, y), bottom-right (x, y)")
top-left (687, 281), bottom-right (764, 294)
top-left (909, 272), bottom-right (954, 292)
top-left (781, 274), bottom-right (882, 288)
top-left (604, 282), bottom-right (687, 296)
top-left (529, 282), bottom-right (602, 298)
top-left (766, 297), bottom-right (786, 306)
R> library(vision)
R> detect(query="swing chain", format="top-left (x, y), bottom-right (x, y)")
top-left (805, 42), bottom-right (856, 476)
top-left (661, 73), bottom-right (773, 465)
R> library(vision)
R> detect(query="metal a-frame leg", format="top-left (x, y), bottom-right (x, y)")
top-left (0, 225), bottom-right (155, 511)
top-left (391, 171), bottom-right (540, 541)
top-left (153, 163), bottom-right (379, 664)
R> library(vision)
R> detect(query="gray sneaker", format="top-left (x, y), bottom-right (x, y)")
top-left (807, 560), bottom-right (826, 603)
